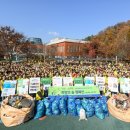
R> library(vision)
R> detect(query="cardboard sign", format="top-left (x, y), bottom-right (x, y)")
top-left (74, 77), bottom-right (83, 86)
top-left (2, 80), bottom-right (17, 97)
top-left (96, 77), bottom-right (105, 91)
top-left (84, 77), bottom-right (95, 86)
top-left (108, 77), bottom-right (118, 92)
top-left (63, 77), bottom-right (73, 86)
top-left (120, 78), bottom-right (130, 93)
top-left (49, 85), bottom-right (100, 96)
top-left (52, 77), bottom-right (62, 86)
top-left (17, 79), bottom-right (29, 94)
top-left (41, 78), bottom-right (52, 90)
top-left (29, 77), bottom-right (40, 93)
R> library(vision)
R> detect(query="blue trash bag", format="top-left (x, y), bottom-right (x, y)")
top-left (95, 102), bottom-right (105, 119)
top-left (101, 100), bottom-right (109, 117)
top-left (61, 109), bottom-right (68, 116)
top-left (50, 97), bottom-right (56, 103)
top-left (100, 100), bottom-right (106, 105)
top-left (52, 99), bottom-right (59, 109)
top-left (59, 98), bottom-right (68, 116)
top-left (86, 111), bottom-right (95, 117)
top-left (102, 103), bottom-right (108, 112)
top-left (34, 100), bottom-right (45, 119)
top-left (59, 98), bottom-right (66, 109)
top-left (95, 112), bottom-right (105, 119)
top-left (101, 96), bottom-right (107, 102)
top-left (86, 103), bottom-right (95, 112)
top-left (46, 108), bottom-right (52, 116)
top-left (76, 104), bottom-right (83, 116)
top-left (52, 98), bottom-right (60, 115)
top-left (81, 98), bottom-right (89, 110)
top-left (75, 99), bottom-right (81, 105)
top-left (68, 102), bottom-right (76, 110)
top-left (52, 109), bottom-right (60, 115)
top-left (97, 97), bottom-right (107, 104)
top-left (68, 98), bottom-right (75, 104)
top-left (88, 99), bottom-right (96, 106)
top-left (44, 98), bottom-right (52, 109)
top-left (95, 103), bottom-right (103, 113)
top-left (104, 111), bottom-right (109, 117)
top-left (68, 100), bottom-right (77, 116)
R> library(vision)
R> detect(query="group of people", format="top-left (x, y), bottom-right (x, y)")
top-left (0, 60), bottom-right (130, 100)
top-left (0, 60), bottom-right (130, 80)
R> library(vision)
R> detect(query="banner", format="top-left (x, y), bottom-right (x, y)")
top-left (120, 78), bottom-right (130, 93)
top-left (63, 77), bottom-right (73, 86)
top-left (41, 78), bottom-right (52, 90)
top-left (84, 77), bottom-right (94, 86)
top-left (29, 77), bottom-right (40, 93)
top-left (74, 77), bottom-right (83, 86)
top-left (96, 77), bottom-right (105, 91)
top-left (48, 85), bottom-right (100, 96)
top-left (52, 77), bottom-right (62, 86)
top-left (17, 79), bottom-right (29, 94)
top-left (2, 80), bottom-right (17, 97)
top-left (108, 77), bottom-right (118, 92)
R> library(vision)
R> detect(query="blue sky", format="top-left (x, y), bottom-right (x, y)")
top-left (0, 0), bottom-right (130, 42)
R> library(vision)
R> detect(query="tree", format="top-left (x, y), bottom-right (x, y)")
top-left (84, 20), bottom-right (130, 59)
top-left (0, 26), bottom-right (24, 61)
top-left (84, 35), bottom-right (94, 41)
top-left (20, 41), bottom-right (33, 61)
top-left (113, 26), bottom-right (130, 59)
top-left (85, 40), bottom-right (99, 58)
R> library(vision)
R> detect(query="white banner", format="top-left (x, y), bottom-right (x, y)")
top-left (63, 77), bottom-right (73, 86)
top-left (17, 79), bottom-right (29, 94)
top-left (2, 80), bottom-right (17, 97)
top-left (52, 77), bottom-right (63, 86)
top-left (120, 78), bottom-right (130, 93)
top-left (29, 77), bottom-right (40, 93)
top-left (84, 77), bottom-right (94, 86)
top-left (96, 77), bottom-right (105, 91)
top-left (108, 77), bottom-right (118, 92)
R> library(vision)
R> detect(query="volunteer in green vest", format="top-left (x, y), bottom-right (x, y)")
top-left (36, 85), bottom-right (44, 100)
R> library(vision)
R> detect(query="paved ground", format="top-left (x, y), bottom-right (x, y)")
top-left (0, 114), bottom-right (130, 130)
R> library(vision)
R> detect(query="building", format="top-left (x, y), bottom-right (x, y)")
top-left (46, 38), bottom-right (89, 58)
top-left (26, 37), bottom-right (45, 55)
top-left (27, 37), bottom-right (42, 44)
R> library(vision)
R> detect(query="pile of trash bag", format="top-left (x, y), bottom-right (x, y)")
top-left (34, 96), bottom-right (109, 119)
top-left (8, 95), bottom-right (32, 109)
top-left (1, 95), bottom-right (35, 127)
top-left (112, 94), bottom-right (129, 110)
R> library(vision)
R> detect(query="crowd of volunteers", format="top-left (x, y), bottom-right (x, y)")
top-left (0, 60), bottom-right (130, 100)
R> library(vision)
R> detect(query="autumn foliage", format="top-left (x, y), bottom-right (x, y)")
top-left (84, 20), bottom-right (130, 59)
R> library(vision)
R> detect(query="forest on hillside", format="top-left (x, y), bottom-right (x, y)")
top-left (84, 20), bottom-right (130, 60)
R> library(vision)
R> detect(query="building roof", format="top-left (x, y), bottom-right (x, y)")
top-left (47, 38), bottom-right (89, 45)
